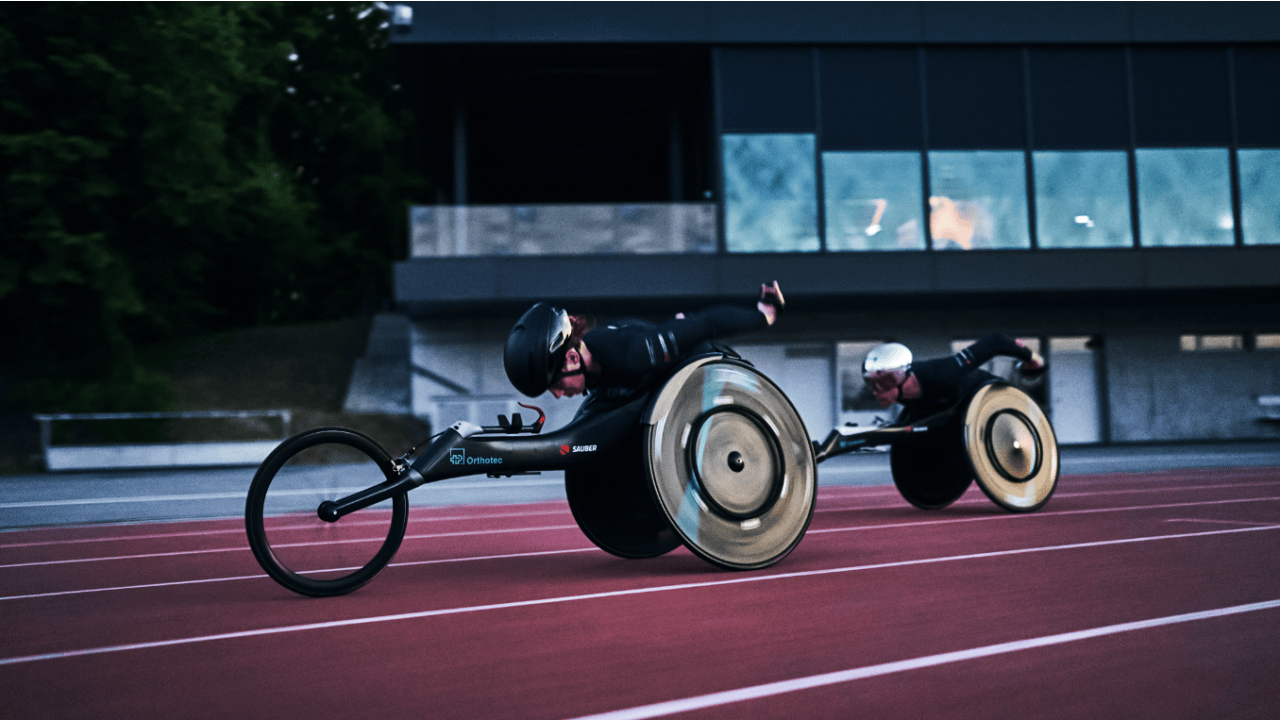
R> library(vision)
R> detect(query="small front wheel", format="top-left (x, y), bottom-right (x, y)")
top-left (245, 428), bottom-right (408, 597)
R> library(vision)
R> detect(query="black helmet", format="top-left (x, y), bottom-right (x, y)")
top-left (504, 303), bottom-right (575, 397)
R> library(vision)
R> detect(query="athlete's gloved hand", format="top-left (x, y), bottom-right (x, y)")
top-left (1016, 351), bottom-right (1047, 376)
top-left (757, 281), bottom-right (784, 325)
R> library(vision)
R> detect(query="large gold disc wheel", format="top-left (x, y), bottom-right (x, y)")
top-left (964, 382), bottom-right (1060, 513)
top-left (644, 358), bottom-right (816, 570)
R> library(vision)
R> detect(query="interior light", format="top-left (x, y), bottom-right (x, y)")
top-left (1218, 214), bottom-right (1235, 230)
top-left (1074, 215), bottom-right (1094, 228)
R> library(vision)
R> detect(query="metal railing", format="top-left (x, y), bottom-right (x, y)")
top-left (33, 410), bottom-right (292, 472)
top-left (409, 203), bottom-right (718, 258)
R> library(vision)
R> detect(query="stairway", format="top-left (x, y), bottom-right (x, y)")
top-left (342, 314), bottom-right (411, 414)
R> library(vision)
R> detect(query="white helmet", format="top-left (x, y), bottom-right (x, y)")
top-left (862, 342), bottom-right (913, 382)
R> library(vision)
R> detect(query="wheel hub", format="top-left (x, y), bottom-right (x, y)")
top-left (986, 410), bottom-right (1041, 482)
top-left (688, 408), bottom-right (783, 520)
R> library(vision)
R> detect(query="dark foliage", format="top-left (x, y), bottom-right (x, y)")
top-left (0, 2), bottom-right (428, 411)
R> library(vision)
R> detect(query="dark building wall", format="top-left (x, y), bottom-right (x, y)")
top-left (389, 2), bottom-right (1280, 444)
top-left (391, 2), bottom-right (1280, 45)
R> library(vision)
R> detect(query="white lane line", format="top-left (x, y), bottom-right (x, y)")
top-left (2, 477), bottom-right (1256, 549)
top-left (0, 525), bottom-right (581, 569)
top-left (5, 496), bottom-right (1279, 570)
top-left (0, 478), bottom-right (564, 510)
top-left (814, 481), bottom-right (1280, 513)
top-left (2, 524), bottom-right (1278, 666)
top-left (1164, 518), bottom-right (1279, 527)
top-left (0, 548), bottom-right (602, 602)
top-left (0, 508), bottom-right (573, 549)
top-left (564, 598), bottom-right (1280, 720)
top-left (808, 495), bottom-right (1280, 534)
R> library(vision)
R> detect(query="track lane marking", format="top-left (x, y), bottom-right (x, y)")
top-left (807, 495), bottom-right (1280, 534)
top-left (563, 599), bottom-right (1280, 720)
top-left (1164, 518), bottom-right (1278, 527)
top-left (0, 509), bottom-right (575, 549)
top-left (0, 548), bottom-right (602, 602)
top-left (814, 481), bottom-right (1280, 513)
top-left (0, 525), bottom-right (581, 569)
top-left (4, 496), bottom-right (1278, 570)
top-left (2, 523), bottom-right (1277, 665)
top-left (3, 468), bottom-right (1272, 511)
top-left (0, 477), bottom-right (563, 510)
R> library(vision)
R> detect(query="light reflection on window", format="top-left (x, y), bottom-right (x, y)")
top-left (722, 134), bottom-right (819, 253)
top-left (1136, 148), bottom-right (1233, 247)
top-left (927, 151), bottom-right (1030, 250)
top-left (1033, 151), bottom-right (1133, 248)
top-left (1180, 334), bottom-right (1244, 351)
top-left (1238, 149), bottom-right (1280, 246)
top-left (822, 152), bottom-right (925, 251)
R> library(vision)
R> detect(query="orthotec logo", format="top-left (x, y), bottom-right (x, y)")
top-left (449, 449), bottom-right (502, 466)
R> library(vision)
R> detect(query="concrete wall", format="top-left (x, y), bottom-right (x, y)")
top-left (1106, 334), bottom-right (1280, 442)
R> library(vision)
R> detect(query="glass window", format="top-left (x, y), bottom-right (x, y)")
top-left (1255, 333), bottom-right (1280, 350)
top-left (1136, 148), bottom-right (1233, 247)
top-left (722, 134), bottom-right (819, 253)
top-left (822, 152), bottom-right (925, 251)
top-left (1239, 149), bottom-right (1280, 246)
top-left (1033, 151), bottom-right (1133, 249)
top-left (927, 151), bottom-right (1030, 250)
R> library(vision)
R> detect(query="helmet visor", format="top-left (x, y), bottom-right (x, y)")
top-left (545, 309), bottom-right (575, 385)
top-left (865, 369), bottom-right (908, 394)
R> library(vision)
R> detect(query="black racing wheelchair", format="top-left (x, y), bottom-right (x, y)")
top-left (813, 379), bottom-right (1059, 513)
top-left (245, 351), bottom-right (1057, 597)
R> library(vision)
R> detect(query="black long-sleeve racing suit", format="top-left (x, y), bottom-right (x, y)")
top-left (898, 334), bottom-right (1036, 419)
top-left (581, 305), bottom-right (768, 400)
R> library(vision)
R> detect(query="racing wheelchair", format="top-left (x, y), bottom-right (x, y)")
top-left (246, 352), bottom-right (1058, 597)
top-left (812, 379), bottom-right (1060, 513)
top-left (245, 350), bottom-right (816, 597)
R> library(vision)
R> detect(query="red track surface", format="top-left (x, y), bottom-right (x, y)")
top-left (3, 467), bottom-right (1279, 719)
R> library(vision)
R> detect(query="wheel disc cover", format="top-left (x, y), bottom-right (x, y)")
top-left (645, 358), bottom-right (816, 569)
top-left (985, 411), bottom-right (1041, 482)
top-left (689, 408), bottom-right (783, 520)
top-left (965, 383), bottom-right (1059, 512)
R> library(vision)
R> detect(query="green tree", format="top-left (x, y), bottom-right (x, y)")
top-left (241, 2), bottom-right (427, 324)
top-left (0, 2), bottom-right (426, 412)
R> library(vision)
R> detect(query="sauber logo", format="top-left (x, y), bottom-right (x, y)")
top-left (560, 444), bottom-right (597, 455)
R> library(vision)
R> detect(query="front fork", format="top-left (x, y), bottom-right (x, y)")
top-left (812, 424), bottom-right (928, 463)
top-left (317, 421), bottom-right (482, 522)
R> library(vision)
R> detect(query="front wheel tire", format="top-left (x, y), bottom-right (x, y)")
top-left (245, 428), bottom-right (408, 597)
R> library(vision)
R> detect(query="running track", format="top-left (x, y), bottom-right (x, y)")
top-left (3, 467), bottom-right (1279, 719)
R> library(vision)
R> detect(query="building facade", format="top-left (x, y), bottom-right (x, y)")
top-left (389, 1), bottom-right (1280, 444)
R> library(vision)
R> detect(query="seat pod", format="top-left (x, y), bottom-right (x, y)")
top-left (642, 355), bottom-right (817, 570)
top-left (563, 394), bottom-right (682, 559)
